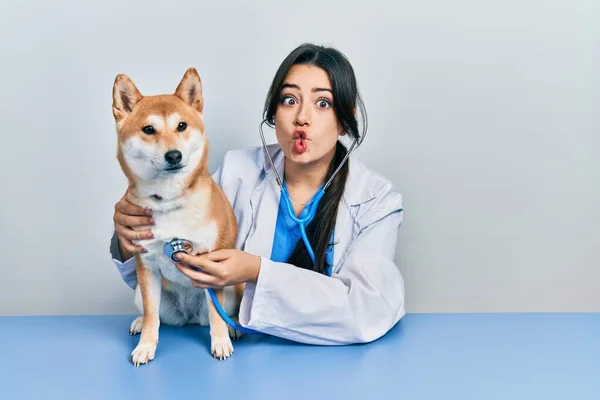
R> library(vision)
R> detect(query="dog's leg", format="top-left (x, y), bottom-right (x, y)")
top-left (131, 258), bottom-right (162, 366)
top-left (228, 283), bottom-right (246, 341)
top-left (129, 284), bottom-right (145, 335)
top-left (130, 285), bottom-right (185, 335)
top-left (206, 288), bottom-right (234, 360)
top-left (228, 317), bottom-right (244, 341)
top-left (130, 315), bottom-right (144, 335)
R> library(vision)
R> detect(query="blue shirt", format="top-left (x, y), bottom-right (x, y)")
top-left (270, 182), bottom-right (334, 276)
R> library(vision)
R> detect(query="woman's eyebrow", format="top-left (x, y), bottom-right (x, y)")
top-left (281, 83), bottom-right (299, 90)
top-left (282, 83), bottom-right (332, 94)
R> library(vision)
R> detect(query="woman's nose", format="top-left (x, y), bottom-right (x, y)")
top-left (294, 104), bottom-right (310, 126)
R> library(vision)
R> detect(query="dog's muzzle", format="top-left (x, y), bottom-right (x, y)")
top-left (163, 238), bottom-right (194, 262)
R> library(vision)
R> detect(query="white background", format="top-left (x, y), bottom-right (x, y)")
top-left (0, 0), bottom-right (598, 315)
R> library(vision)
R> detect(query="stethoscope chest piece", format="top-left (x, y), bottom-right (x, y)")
top-left (163, 238), bottom-right (194, 262)
top-left (161, 236), bottom-right (262, 335)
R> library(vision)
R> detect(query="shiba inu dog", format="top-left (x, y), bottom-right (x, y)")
top-left (111, 68), bottom-right (243, 365)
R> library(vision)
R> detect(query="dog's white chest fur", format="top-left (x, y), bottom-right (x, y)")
top-left (135, 187), bottom-right (218, 287)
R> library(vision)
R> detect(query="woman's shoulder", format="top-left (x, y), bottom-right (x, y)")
top-left (344, 156), bottom-right (404, 225)
top-left (219, 144), bottom-right (270, 171)
top-left (213, 144), bottom-right (276, 194)
top-left (215, 144), bottom-right (273, 181)
top-left (345, 156), bottom-right (403, 206)
top-left (214, 143), bottom-right (404, 217)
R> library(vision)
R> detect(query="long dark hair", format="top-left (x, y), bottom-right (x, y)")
top-left (261, 43), bottom-right (368, 274)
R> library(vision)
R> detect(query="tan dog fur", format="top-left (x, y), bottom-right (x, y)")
top-left (112, 68), bottom-right (243, 365)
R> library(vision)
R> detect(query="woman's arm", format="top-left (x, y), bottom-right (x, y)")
top-left (110, 227), bottom-right (138, 288)
top-left (237, 192), bottom-right (405, 345)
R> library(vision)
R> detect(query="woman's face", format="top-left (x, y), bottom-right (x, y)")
top-left (274, 64), bottom-right (341, 167)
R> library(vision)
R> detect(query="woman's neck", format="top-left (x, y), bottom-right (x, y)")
top-left (285, 156), bottom-right (331, 188)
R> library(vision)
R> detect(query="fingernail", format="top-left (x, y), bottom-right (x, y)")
top-left (146, 209), bottom-right (153, 215)
top-left (175, 253), bottom-right (181, 260)
top-left (142, 248), bottom-right (148, 253)
top-left (149, 218), bottom-right (155, 224)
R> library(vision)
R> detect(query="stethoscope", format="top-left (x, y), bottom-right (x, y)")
top-left (163, 124), bottom-right (357, 336)
top-left (163, 238), bottom-right (262, 335)
top-left (258, 122), bottom-right (357, 267)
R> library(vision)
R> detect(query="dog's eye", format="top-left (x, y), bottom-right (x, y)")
top-left (142, 125), bottom-right (155, 135)
top-left (177, 122), bottom-right (187, 132)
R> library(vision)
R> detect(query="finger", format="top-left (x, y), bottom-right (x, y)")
top-left (199, 249), bottom-right (232, 262)
top-left (174, 262), bottom-right (217, 284)
top-left (115, 224), bottom-right (153, 241)
top-left (116, 197), bottom-right (152, 217)
top-left (190, 281), bottom-right (210, 289)
top-left (175, 252), bottom-right (220, 274)
top-left (115, 213), bottom-right (154, 228)
top-left (189, 281), bottom-right (224, 290)
top-left (118, 236), bottom-right (146, 255)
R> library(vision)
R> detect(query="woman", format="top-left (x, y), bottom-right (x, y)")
top-left (110, 43), bottom-right (406, 345)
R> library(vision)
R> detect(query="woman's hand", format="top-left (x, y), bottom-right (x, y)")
top-left (113, 189), bottom-right (155, 259)
top-left (174, 249), bottom-right (261, 289)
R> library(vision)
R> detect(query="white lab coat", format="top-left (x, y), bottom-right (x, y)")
top-left (110, 143), bottom-right (406, 345)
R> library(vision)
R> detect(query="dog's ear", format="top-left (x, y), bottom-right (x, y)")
top-left (174, 68), bottom-right (203, 113)
top-left (112, 74), bottom-right (143, 122)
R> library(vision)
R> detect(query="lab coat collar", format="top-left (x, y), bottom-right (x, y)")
top-left (248, 142), bottom-right (374, 269)
top-left (246, 150), bottom-right (281, 259)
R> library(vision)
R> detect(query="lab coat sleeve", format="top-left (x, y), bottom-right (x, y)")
top-left (238, 191), bottom-right (406, 345)
top-left (109, 165), bottom-right (226, 289)
top-left (109, 226), bottom-right (137, 289)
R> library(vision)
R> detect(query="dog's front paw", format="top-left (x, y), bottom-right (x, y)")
top-left (129, 316), bottom-right (143, 335)
top-left (211, 335), bottom-right (234, 360)
top-left (131, 341), bottom-right (157, 366)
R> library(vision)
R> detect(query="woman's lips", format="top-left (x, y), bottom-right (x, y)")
top-left (293, 130), bottom-right (307, 153)
top-left (294, 138), bottom-right (307, 153)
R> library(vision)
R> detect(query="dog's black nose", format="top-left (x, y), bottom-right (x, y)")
top-left (165, 150), bottom-right (182, 165)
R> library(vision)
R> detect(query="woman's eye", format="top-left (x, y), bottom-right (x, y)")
top-left (317, 99), bottom-right (332, 108)
top-left (281, 96), bottom-right (296, 106)
top-left (177, 122), bottom-right (187, 132)
top-left (142, 125), bottom-right (155, 135)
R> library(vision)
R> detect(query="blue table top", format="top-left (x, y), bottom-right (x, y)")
top-left (0, 313), bottom-right (598, 399)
